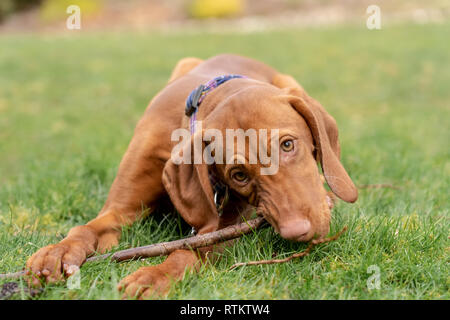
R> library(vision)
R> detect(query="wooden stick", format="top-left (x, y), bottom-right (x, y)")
top-left (358, 184), bottom-right (400, 190)
top-left (1, 220), bottom-right (347, 280)
top-left (0, 271), bottom-right (26, 280)
top-left (0, 217), bottom-right (267, 279)
top-left (88, 217), bottom-right (267, 262)
top-left (229, 226), bottom-right (347, 270)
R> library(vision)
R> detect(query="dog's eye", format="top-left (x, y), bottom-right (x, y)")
top-left (232, 171), bottom-right (248, 183)
top-left (281, 140), bottom-right (294, 152)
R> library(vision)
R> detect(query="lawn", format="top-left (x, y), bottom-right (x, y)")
top-left (0, 23), bottom-right (448, 300)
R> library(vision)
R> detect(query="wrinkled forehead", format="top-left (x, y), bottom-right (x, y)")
top-left (203, 86), bottom-right (314, 174)
top-left (207, 85), bottom-right (313, 141)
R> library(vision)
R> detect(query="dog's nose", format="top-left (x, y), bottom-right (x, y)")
top-left (279, 219), bottom-right (311, 241)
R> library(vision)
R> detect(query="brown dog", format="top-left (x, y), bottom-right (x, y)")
top-left (25, 54), bottom-right (357, 298)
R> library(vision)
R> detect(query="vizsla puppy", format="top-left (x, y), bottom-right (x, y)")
top-left (25, 54), bottom-right (357, 298)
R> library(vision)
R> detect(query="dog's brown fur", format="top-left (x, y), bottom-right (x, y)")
top-left (25, 54), bottom-right (357, 299)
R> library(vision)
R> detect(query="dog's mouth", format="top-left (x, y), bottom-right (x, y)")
top-left (255, 208), bottom-right (280, 234)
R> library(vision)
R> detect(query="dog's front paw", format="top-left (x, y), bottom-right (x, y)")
top-left (25, 239), bottom-right (90, 287)
top-left (118, 266), bottom-right (171, 300)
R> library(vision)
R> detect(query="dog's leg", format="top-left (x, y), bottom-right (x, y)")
top-left (271, 73), bottom-right (305, 91)
top-left (168, 57), bottom-right (203, 83)
top-left (272, 73), bottom-right (310, 102)
top-left (118, 249), bottom-right (200, 299)
top-left (118, 234), bottom-right (237, 299)
top-left (25, 120), bottom-right (169, 286)
top-left (118, 201), bottom-right (253, 299)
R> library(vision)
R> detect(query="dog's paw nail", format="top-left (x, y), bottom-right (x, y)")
top-left (66, 265), bottom-right (79, 276)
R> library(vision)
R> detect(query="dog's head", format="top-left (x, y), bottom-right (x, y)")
top-left (162, 81), bottom-right (357, 240)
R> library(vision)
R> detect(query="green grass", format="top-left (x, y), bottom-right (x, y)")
top-left (0, 23), bottom-right (449, 300)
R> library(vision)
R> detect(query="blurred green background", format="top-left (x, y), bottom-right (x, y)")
top-left (0, 0), bottom-right (448, 300)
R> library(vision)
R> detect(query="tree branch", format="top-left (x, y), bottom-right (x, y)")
top-left (88, 216), bottom-right (268, 263)
top-left (229, 226), bottom-right (347, 270)
top-left (1, 218), bottom-right (347, 281)
top-left (0, 217), bottom-right (267, 279)
top-left (358, 183), bottom-right (400, 190)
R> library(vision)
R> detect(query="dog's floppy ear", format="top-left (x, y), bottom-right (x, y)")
top-left (283, 87), bottom-right (358, 203)
top-left (162, 130), bottom-right (220, 234)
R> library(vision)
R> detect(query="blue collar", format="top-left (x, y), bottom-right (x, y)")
top-left (185, 74), bottom-right (245, 134)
